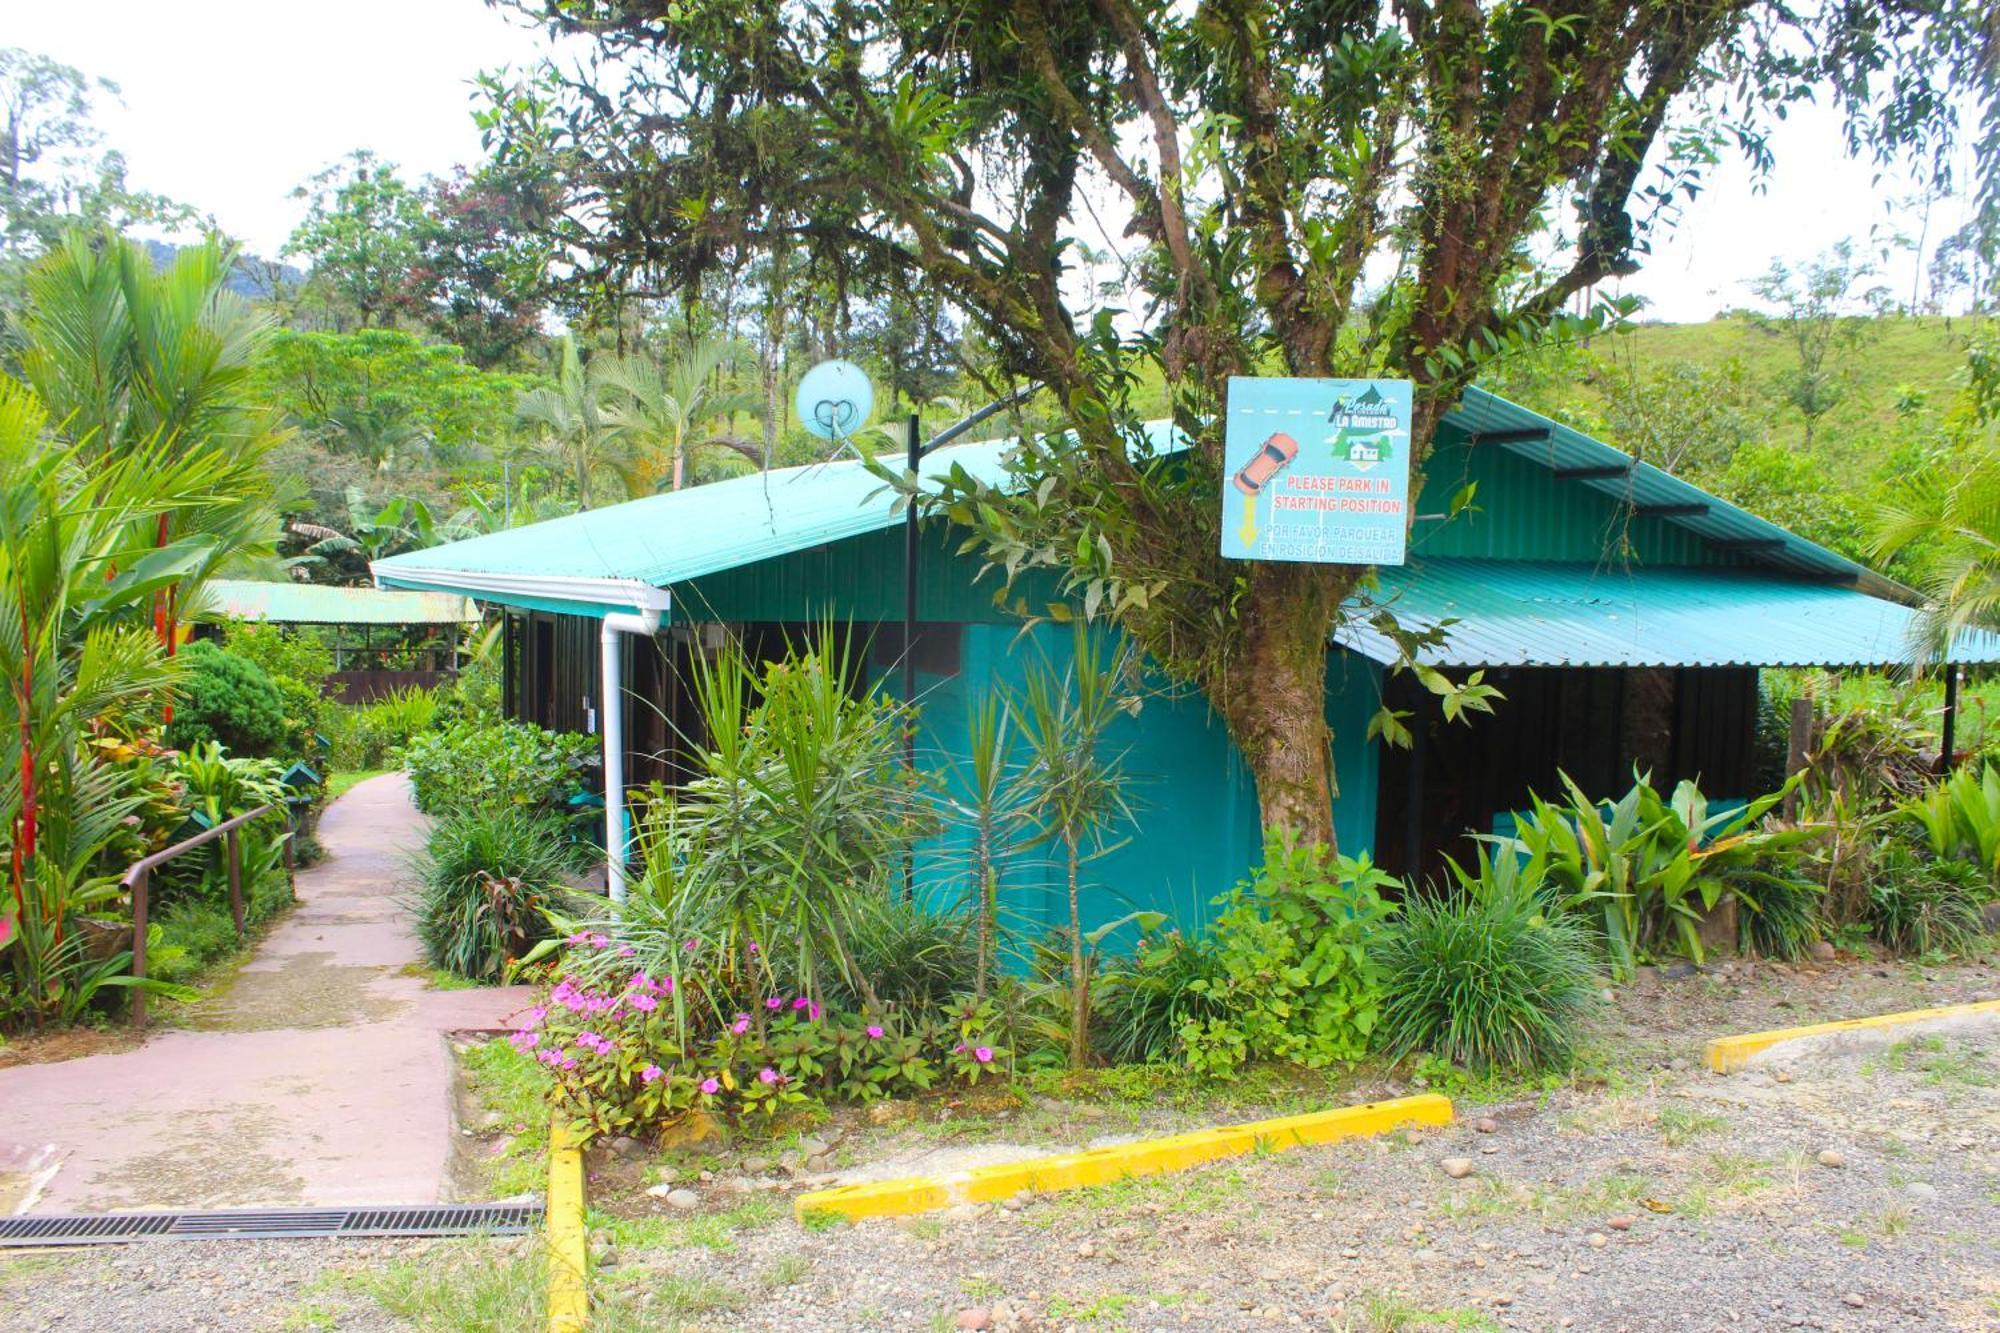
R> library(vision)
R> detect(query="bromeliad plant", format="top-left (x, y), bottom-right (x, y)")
top-left (1900, 764), bottom-right (2000, 883)
top-left (1503, 771), bottom-right (1804, 980)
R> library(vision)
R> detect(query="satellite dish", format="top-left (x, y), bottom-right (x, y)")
top-left (795, 359), bottom-right (875, 452)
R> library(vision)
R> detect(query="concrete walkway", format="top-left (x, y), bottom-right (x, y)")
top-left (0, 774), bottom-right (534, 1214)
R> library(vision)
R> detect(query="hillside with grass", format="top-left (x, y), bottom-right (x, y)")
top-left (1479, 312), bottom-right (1995, 571)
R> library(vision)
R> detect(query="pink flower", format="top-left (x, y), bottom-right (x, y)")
top-left (758, 1067), bottom-right (779, 1085)
top-left (617, 946), bottom-right (635, 958)
top-left (640, 1063), bottom-right (664, 1083)
top-left (792, 996), bottom-right (811, 1011)
top-left (588, 933), bottom-right (611, 949)
top-left (746, 940), bottom-right (760, 955)
top-left (683, 939), bottom-right (699, 953)
top-left (526, 1005), bottom-right (548, 1026)
top-left (630, 992), bottom-right (658, 1012)
top-left (510, 1029), bottom-right (540, 1050)
top-left (807, 1002), bottom-right (821, 1022)
top-left (660, 976), bottom-right (674, 994)
top-left (700, 1076), bottom-right (720, 1095)
top-left (952, 1042), bottom-right (966, 1054)
top-left (866, 1025), bottom-right (884, 1040)
top-left (731, 1014), bottom-right (751, 1035)
top-left (765, 996), bottom-right (783, 1010)
top-left (974, 1046), bottom-right (994, 1064)
top-left (566, 932), bottom-right (590, 945)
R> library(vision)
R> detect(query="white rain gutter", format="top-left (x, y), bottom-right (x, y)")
top-left (369, 561), bottom-right (672, 904)
top-left (368, 565), bottom-right (674, 615)
top-left (600, 602), bottom-right (665, 904)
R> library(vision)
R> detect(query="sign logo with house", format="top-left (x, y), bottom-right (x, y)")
top-left (1220, 376), bottom-right (1413, 566)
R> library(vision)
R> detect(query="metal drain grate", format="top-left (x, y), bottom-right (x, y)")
top-left (0, 1202), bottom-right (542, 1247)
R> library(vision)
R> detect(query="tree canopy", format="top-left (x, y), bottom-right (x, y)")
top-left (494, 0), bottom-right (1999, 846)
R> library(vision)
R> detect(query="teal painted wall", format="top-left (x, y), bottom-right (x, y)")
top-left (878, 622), bottom-right (1385, 937)
top-left (1415, 432), bottom-right (1738, 567)
top-left (672, 524), bottom-right (1057, 625)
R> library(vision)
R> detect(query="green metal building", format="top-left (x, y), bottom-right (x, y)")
top-left (373, 388), bottom-right (2000, 930)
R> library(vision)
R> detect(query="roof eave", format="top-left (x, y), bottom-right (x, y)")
top-left (370, 563), bottom-right (673, 617)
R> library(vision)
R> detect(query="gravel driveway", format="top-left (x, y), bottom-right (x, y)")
top-left (2, 952), bottom-right (1994, 1332)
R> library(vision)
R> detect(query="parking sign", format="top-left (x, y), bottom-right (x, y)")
top-left (1219, 376), bottom-right (1412, 566)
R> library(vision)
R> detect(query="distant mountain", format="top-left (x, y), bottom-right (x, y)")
top-left (142, 238), bottom-right (305, 302)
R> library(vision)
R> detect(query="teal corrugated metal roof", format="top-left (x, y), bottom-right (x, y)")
top-left (1336, 559), bottom-right (2000, 668)
top-left (198, 579), bottom-right (481, 626)
top-left (370, 389), bottom-right (1913, 622)
top-left (373, 424), bottom-right (1177, 615)
top-left (1444, 387), bottom-right (1899, 598)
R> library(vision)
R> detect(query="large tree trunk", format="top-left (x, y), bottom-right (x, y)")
top-left (1214, 563), bottom-right (1354, 852)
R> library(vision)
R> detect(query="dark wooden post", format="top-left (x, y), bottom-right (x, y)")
top-left (1783, 695), bottom-right (1813, 820)
top-left (1939, 660), bottom-right (1959, 773)
top-left (226, 826), bottom-right (245, 938)
top-left (129, 867), bottom-right (150, 1029)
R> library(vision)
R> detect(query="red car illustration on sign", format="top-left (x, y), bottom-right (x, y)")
top-left (1232, 431), bottom-right (1299, 495)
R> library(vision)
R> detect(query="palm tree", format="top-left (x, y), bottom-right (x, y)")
top-left (601, 338), bottom-right (763, 492)
top-left (1872, 447), bottom-right (2000, 662)
top-left (514, 335), bottom-right (628, 510)
top-left (13, 231), bottom-right (284, 663)
top-left (0, 378), bottom-right (233, 1023)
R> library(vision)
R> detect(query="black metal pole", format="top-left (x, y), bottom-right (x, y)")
top-left (903, 410), bottom-right (920, 899)
top-left (1940, 656), bottom-right (1959, 773)
top-left (904, 410), bottom-right (921, 726)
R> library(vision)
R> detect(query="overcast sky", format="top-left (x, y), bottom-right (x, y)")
top-left (10, 0), bottom-right (1976, 324)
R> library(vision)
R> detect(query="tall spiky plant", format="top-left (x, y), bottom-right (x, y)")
top-left (1011, 627), bottom-right (1139, 1069)
top-left (947, 695), bottom-right (1021, 997)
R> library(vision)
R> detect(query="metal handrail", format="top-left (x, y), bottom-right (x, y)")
top-left (120, 801), bottom-right (293, 1029)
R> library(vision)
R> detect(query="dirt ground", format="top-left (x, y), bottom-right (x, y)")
top-left (1, 949), bottom-right (1995, 1332)
top-left (573, 949), bottom-right (2000, 1333)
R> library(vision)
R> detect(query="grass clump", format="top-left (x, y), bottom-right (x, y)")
top-left (1375, 854), bottom-right (1600, 1073)
top-left (413, 808), bottom-right (575, 983)
top-left (459, 1037), bottom-right (551, 1196)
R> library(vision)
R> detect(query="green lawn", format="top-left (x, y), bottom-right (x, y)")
top-left (326, 768), bottom-right (391, 802)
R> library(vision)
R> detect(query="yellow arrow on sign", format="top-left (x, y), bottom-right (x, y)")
top-left (1238, 491), bottom-right (1259, 547)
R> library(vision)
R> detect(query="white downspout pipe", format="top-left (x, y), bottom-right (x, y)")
top-left (600, 605), bottom-right (663, 904)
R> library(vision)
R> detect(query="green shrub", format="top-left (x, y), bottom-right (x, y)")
top-left (149, 902), bottom-right (239, 985)
top-left (221, 621), bottom-right (334, 688)
top-left (1899, 764), bottom-right (2000, 883)
top-left (830, 898), bottom-right (980, 1014)
top-left (1870, 839), bottom-right (1987, 957)
top-left (1092, 929), bottom-right (1227, 1065)
top-left (165, 641), bottom-right (291, 758)
top-left (1374, 850), bottom-right (1601, 1073)
top-left (404, 718), bottom-right (595, 816)
top-left (1505, 771), bottom-right (1804, 978)
top-left (1731, 865), bottom-right (1827, 961)
top-left (351, 686), bottom-right (444, 768)
top-left (1177, 838), bottom-right (1395, 1079)
top-left (415, 808), bottom-right (577, 982)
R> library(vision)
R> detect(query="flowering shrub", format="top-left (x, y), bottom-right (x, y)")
top-left (516, 940), bottom-right (1012, 1142)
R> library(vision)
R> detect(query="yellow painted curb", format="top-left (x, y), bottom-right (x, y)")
top-left (1705, 997), bottom-right (2000, 1073)
top-left (795, 1092), bottom-right (1453, 1224)
top-left (546, 1115), bottom-right (588, 1333)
